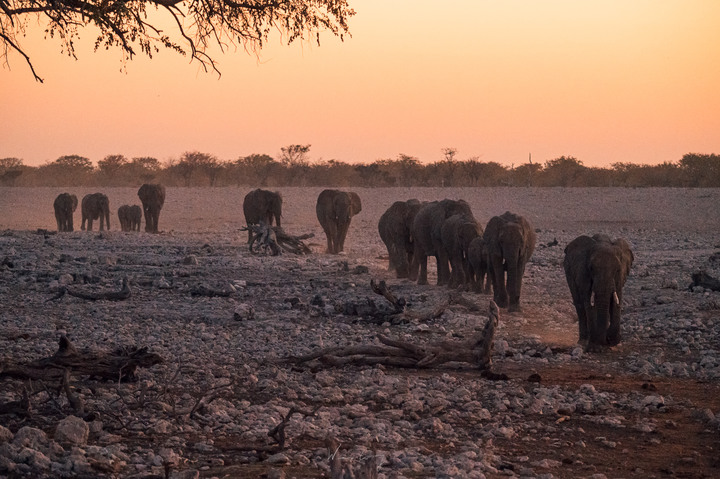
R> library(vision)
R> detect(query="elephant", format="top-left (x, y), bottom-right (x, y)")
top-left (316, 189), bottom-right (362, 254)
top-left (81, 193), bottom-right (110, 231)
top-left (243, 189), bottom-right (283, 244)
top-left (138, 183), bottom-right (166, 233)
top-left (563, 234), bottom-right (634, 351)
top-left (378, 199), bottom-right (423, 278)
top-left (53, 193), bottom-right (78, 232)
top-left (467, 236), bottom-right (491, 294)
top-left (118, 205), bottom-right (142, 232)
top-left (483, 211), bottom-right (536, 312)
top-left (440, 213), bottom-right (483, 289)
top-left (410, 199), bottom-right (474, 285)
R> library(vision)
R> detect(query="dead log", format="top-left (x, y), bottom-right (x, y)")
top-left (0, 391), bottom-right (31, 417)
top-left (189, 284), bottom-right (233, 297)
top-left (327, 435), bottom-right (378, 479)
top-left (363, 279), bottom-right (479, 324)
top-left (243, 224), bottom-right (313, 255)
top-left (0, 336), bottom-right (163, 383)
top-left (51, 277), bottom-right (131, 301)
top-left (293, 301), bottom-right (500, 370)
top-left (691, 271), bottom-right (720, 292)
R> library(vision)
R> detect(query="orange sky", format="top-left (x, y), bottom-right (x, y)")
top-left (2, 0), bottom-right (719, 168)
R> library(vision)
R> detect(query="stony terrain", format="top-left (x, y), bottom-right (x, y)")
top-left (0, 186), bottom-right (719, 479)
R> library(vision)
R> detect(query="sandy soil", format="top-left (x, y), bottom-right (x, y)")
top-left (1, 187), bottom-right (719, 478)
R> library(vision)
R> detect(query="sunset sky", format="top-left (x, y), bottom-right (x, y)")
top-left (2, 0), bottom-right (719, 168)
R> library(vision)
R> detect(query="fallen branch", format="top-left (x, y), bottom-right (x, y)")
top-left (327, 435), bottom-right (378, 479)
top-left (0, 336), bottom-right (163, 383)
top-left (244, 224), bottom-right (313, 255)
top-left (360, 279), bottom-right (480, 324)
top-left (50, 277), bottom-right (131, 302)
top-left (293, 301), bottom-right (500, 371)
top-left (189, 284), bottom-right (234, 297)
top-left (691, 271), bottom-right (720, 292)
top-left (0, 389), bottom-right (31, 417)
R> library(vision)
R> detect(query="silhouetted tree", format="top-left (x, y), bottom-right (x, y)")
top-left (0, 157), bottom-right (24, 185)
top-left (679, 153), bottom-right (720, 187)
top-left (234, 154), bottom-right (278, 186)
top-left (540, 156), bottom-right (586, 187)
top-left (97, 154), bottom-right (129, 184)
top-left (2, 0), bottom-right (354, 82)
top-left (125, 157), bottom-right (161, 184)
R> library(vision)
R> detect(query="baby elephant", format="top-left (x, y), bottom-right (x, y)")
top-left (563, 234), bottom-right (634, 352)
top-left (118, 205), bottom-right (142, 232)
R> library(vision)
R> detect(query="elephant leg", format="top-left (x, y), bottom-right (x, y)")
top-left (337, 223), bottom-right (350, 253)
top-left (490, 256), bottom-right (508, 308)
top-left (325, 223), bottom-right (338, 253)
top-left (576, 303), bottom-right (589, 344)
top-left (87, 219), bottom-right (93, 231)
top-left (436, 250), bottom-right (451, 286)
top-left (417, 253), bottom-right (429, 285)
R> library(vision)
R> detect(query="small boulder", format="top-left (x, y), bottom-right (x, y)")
top-left (54, 416), bottom-right (89, 446)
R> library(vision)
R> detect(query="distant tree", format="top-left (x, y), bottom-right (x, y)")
top-left (234, 153), bottom-right (278, 186)
top-left (2, 0), bottom-right (355, 82)
top-left (392, 154), bottom-right (422, 186)
top-left (35, 154), bottom-right (93, 186)
top-left (129, 157), bottom-right (162, 184)
top-left (510, 160), bottom-right (542, 187)
top-left (171, 151), bottom-right (219, 186)
top-left (462, 157), bottom-right (487, 186)
top-left (355, 162), bottom-right (393, 186)
top-left (0, 157), bottom-right (24, 185)
top-left (679, 153), bottom-right (720, 187)
top-left (435, 147), bottom-right (459, 186)
top-left (54, 155), bottom-right (93, 171)
top-left (97, 154), bottom-right (129, 183)
top-left (540, 156), bottom-right (586, 187)
top-left (279, 144), bottom-right (311, 166)
top-left (279, 144), bottom-right (312, 185)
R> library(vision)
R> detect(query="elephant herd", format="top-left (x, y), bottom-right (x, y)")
top-left (378, 198), bottom-right (634, 352)
top-left (52, 184), bottom-right (166, 234)
top-left (53, 185), bottom-right (634, 351)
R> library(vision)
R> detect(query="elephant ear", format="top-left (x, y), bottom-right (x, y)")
top-left (613, 238), bottom-right (634, 280)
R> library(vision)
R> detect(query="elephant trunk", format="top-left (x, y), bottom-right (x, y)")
top-left (589, 287), bottom-right (621, 345)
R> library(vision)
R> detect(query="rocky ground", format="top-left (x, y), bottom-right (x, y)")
top-left (0, 187), bottom-right (719, 479)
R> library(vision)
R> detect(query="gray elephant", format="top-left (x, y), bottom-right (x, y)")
top-left (118, 205), bottom-right (142, 232)
top-left (410, 199), bottom-right (473, 285)
top-left (138, 184), bottom-right (166, 233)
top-left (243, 189), bottom-right (283, 244)
top-left (316, 189), bottom-right (362, 254)
top-left (563, 234), bottom-right (634, 351)
top-left (378, 199), bottom-right (423, 278)
top-left (53, 193), bottom-right (78, 232)
top-left (467, 236), bottom-right (491, 294)
top-left (81, 193), bottom-right (110, 231)
top-left (440, 213), bottom-right (482, 289)
top-left (484, 211), bottom-right (536, 312)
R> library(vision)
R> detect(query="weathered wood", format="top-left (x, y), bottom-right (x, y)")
top-left (244, 224), bottom-right (313, 255)
top-left (327, 435), bottom-right (378, 479)
top-left (0, 336), bottom-right (163, 383)
top-left (691, 271), bottom-right (720, 292)
top-left (370, 279), bottom-right (406, 313)
top-left (50, 277), bottom-right (132, 302)
top-left (294, 301), bottom-right (500, 371)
